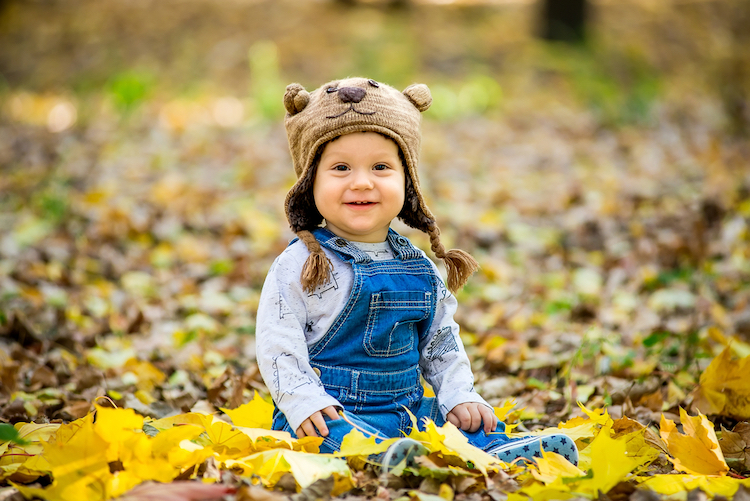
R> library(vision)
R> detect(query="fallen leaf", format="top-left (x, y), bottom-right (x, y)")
top-left (720, 422), bottom-right (750, 473)
top-left (225, 449), bottom-right (352, 494)
top-left (0, 422), bottom-right (59, 482)
top-left (660, 408), bottom-right (729, 476)
top-left (493, 399), bottom-right (518, 423)
top-left (639, 474), bottom-right (750, 497)
top-left (220, 391), bottom-right (274, 429)
top-left (530, 449), bottom-right (586, 485)
top-left (578, 421), bottom-right (654, 495)
top-left (37, 414), bottom-right (114, 501)
top-left (116, 480), bottom-right (236, 500)
top-left (406, 417), bottom-right (499, 476)
top-left (336, 427), bottom-right (397, 458)
top-left (693, 347), bottom-right (750, 420)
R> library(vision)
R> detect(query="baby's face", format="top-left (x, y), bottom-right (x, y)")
top-left (313, 132), bottom-right (405, 243)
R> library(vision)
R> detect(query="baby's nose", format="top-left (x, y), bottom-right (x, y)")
top-left (338, 86), bottom-right (366, 104)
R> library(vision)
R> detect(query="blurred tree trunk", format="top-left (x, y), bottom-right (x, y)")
top-left (539, 0), bottom-right (588, 43)
top-left (332, 0), bottom-right (409, 8)
top-left (720, 0), bottom-right (750, 137)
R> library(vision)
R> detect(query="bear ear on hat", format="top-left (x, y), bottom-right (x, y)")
top-left (284, 83), bottom-right (310, 115)
top-left (403, 83), bottom-right (432, 112)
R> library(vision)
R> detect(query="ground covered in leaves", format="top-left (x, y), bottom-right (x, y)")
top-left (1, 0), bottom-right (750, 500)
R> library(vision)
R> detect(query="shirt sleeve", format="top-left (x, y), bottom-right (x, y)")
top-left (418, 260), bottom-right (492, 420)
top-left (255, 248), bottom-right (343, 431)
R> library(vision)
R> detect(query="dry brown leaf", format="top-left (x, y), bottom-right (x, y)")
top-left (116, 481), bottom-right (236, 501)
top-left (720, 422), bottom-right (750, 472)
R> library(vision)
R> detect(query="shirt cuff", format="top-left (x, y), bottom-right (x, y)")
top-left (438, 392), bottom-right (492, 421)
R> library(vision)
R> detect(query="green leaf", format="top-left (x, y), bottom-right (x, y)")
top-left (0, 423), bottom-right (30, 445)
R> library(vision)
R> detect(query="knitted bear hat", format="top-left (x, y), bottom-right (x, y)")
top-left (283, 76), bottom-right (478, 293)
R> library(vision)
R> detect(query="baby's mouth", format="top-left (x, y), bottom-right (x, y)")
top-left (347, 201), bottom-right (376, 206)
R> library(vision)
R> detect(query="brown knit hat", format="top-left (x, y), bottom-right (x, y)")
top-left (283, 77), bottom-right (478, 293)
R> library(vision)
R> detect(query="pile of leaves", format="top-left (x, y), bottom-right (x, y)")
top-left (2, 374), bottom-right (750, 500)
top-left (2, 0), bottom-right (750, 499)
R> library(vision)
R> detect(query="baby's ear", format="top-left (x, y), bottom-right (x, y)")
top-left (284, 83), bottom-right (310, 115)
top-left (403, 84), bottom-right (432, 112)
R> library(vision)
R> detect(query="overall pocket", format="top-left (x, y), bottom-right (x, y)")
top-left (364, 291), bottom-right (431, 357)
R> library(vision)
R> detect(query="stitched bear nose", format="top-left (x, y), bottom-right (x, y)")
top-left (338, 86), bottom-right (366, 104)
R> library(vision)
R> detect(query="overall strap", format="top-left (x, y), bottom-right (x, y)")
top-left (385, 229), bottom-right (424, 260)
top-left (311, 227), bottom-right (425, 262)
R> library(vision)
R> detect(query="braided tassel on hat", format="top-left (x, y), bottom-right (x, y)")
top-left (427, 224), bottom-right (479, 293)
top-left (297, 230), bottom-right (333, 293)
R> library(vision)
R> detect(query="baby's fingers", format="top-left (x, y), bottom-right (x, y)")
top-left (446, 411), bottom-right (462, 429)
top-left (466, 404), bottom-right (482, 432)
top-left (479, 405), bottom-right (498, 433)
top-left (448, 405), bottom-right (475, 432)
top-left (310, 411), bottom-right (329, 437)
top-left (297, 419), bottom-right (316, 438)
top-left (322, 406), bottom-right (340, 421)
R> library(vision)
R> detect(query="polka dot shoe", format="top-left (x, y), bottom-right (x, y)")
top-left (487, 434), bottom-right (578, 466)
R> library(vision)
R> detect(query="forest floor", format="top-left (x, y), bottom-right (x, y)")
top-left (1, 0), bottom-right (750, 500)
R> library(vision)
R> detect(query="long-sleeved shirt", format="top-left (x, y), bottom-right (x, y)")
top-left (255, 235), bottom-right (489, 432)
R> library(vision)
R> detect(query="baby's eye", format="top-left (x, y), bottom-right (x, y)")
top-left (333, 164), bottom-right (349, 171)
top-left (373, 164), bottom-right (388, 171)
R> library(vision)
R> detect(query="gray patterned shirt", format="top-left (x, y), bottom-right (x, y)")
top-left (255, 236), bottom-right (490, 432)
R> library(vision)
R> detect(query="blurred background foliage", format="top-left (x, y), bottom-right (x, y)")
top-left (0, 0), bottom-right (748, 128)
top-left (0, 0), bottom-right (749, 426)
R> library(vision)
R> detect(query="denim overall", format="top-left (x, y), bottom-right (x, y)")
top-left (272, 227), bottom-right (513, 454)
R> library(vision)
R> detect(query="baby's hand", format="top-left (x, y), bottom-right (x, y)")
top-left (447, 402), bottom-right (497, 434)
top-left (296, 406), bottom-right (340, 438)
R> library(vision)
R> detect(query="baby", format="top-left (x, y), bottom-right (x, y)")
top-left (255, 77), bottom-right (578, 467)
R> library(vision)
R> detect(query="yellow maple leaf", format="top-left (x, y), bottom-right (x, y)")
top-left (531, 449), bottom-right (587, 485)
top-left (406, 417), bottom-right (498, 476)
top-left (150, 424), bottom-right (205, 457)
top-left (692, 346), bottom-right (750, 420)
top-left (40, 414), bottom-right (114, 501)
top-left (639, 474), bottom-right (750, 497)
top-left (107, 470), bottom-right (149, 499)
top-left (166, 440), bottom-right (214, 473)
top-left (201, 418), bottom-right (253, 457)
top-left (234, 426), bottom-right (300, 451)
top-left (336, 427), bottom-right (398, 457)
top-left (94, 405), bottom-right (145, 462)
top-left (493, 399), bottom-right (518, 422)
top-left (119, 433), bottom-right (178, 485)
top-left (0, 422), bottom-right (59, 482)
top-left (612, 421), bottom-right (662, 470)
top-left (220, 391), bottom-right (274, 429)
top-left (147, 411), bottom-right (212, 433)
top-left (551, 403), bottom-right (611, 444)
top-left (706, 326), bottom-right (750, 358)
top-left (577, 421), bottom-right (654, 496)
top-left (523, 421), bottom-right (657, 498)
top-left (659, 408), bottom-right (728, 476)
top-left (122, 359), bottom-right (166, 392)
top-left (512, 481), bottom-right (576, 501)
top-left (225, 449), bottom-right (352, 494)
